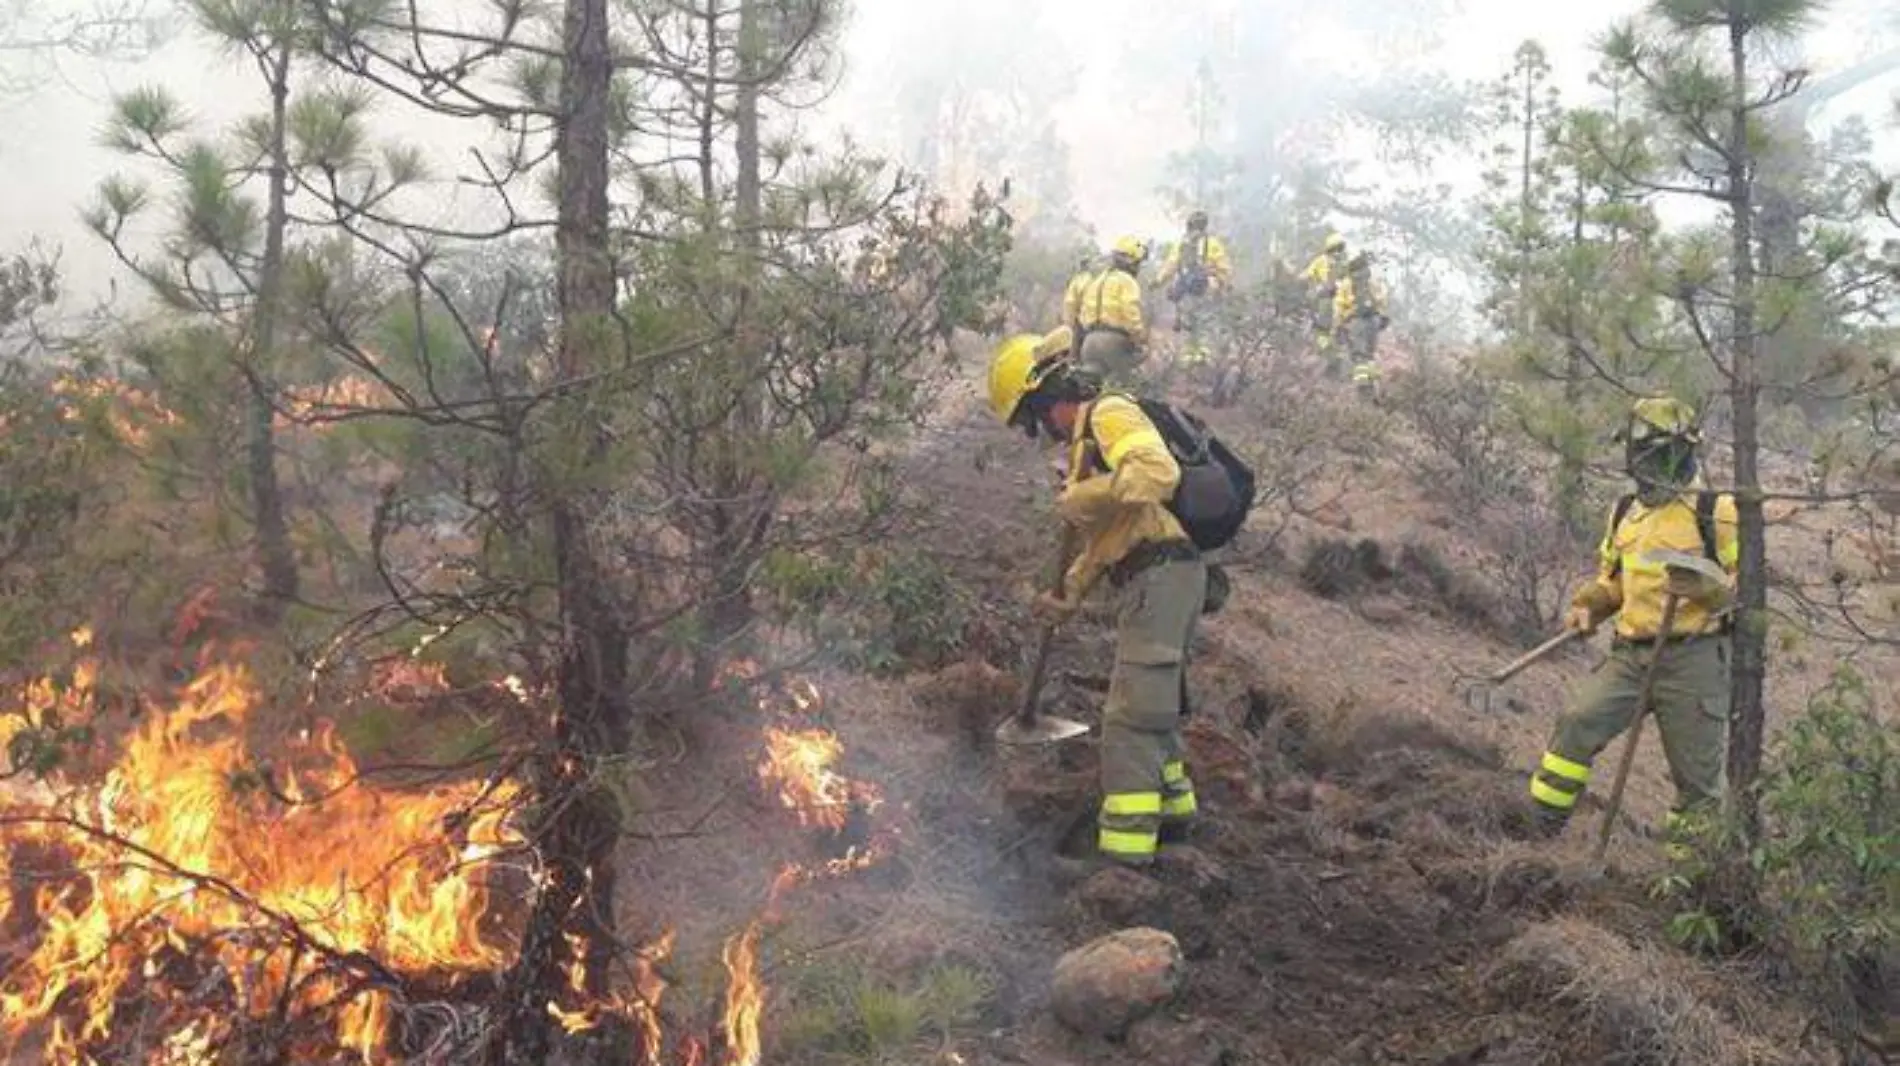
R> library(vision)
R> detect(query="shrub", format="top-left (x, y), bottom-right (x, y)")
top-left (1661, 667), bottom-right (1899, 1053)
top-left (776, 960), bottom-right (994, 1064)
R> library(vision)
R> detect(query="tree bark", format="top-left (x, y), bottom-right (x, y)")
top-left (1517, 60), bottom-right (1536, 338)
top-left (1724, 15), bottom-right (1769, 838)
top-left (1559, 164), bottom-right (1587, 540)
top-left (487, 0), bottom-right (629, 1059)
top-left (694, 0), bottom-right (765, 692)
top-left (249, 36), bottom-right (299, 622)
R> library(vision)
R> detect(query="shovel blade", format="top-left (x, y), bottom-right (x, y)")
top-left (1640, 548), bottom-right (1726, 584)
top-left (995, 714), bottom-right (1091, 746)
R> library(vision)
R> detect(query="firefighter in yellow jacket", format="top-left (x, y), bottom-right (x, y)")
top-left (1061, 253), bottom-right (1096, 333)
top-left (1526, 398), bottom-right (1738, 847)
top-left (1155, 211), bottom-right (1232, 366)
top-left (1334, 252), bottom-right (1389, 396)
top-left (1074, 236), bottom-right (1151, 385)
top-left (988, 332), bottom-right (1205, 867)
top-left (1300, 233), bottom-right (1348, 369)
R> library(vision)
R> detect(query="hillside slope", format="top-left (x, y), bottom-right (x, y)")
top-left (647, 348), bottom-right (1897, 1066)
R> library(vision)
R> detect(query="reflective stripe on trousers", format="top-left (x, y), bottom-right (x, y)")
top-left (1529, 750), bottom-right (1591, 813)
top-left (1099, 791), bottom-right (1162, 861)
top-left (1161, 758), bottom-right (1197, 819)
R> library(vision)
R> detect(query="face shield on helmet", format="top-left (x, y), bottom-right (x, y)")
top-left (1617, 398), bottom-right (1701, 496)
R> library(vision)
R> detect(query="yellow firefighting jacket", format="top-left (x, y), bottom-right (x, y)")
top-left (1334, 272), bottom-right (1385, 322)
top-left (1156, 235), bottom-right (1233, 293)
top-left (1062, 270), bottom-right (1091, 328)
top-left (1571, 492), bottom-right (1740, 640)
top-left (1075, 269), bottom-right (1148, 345)
top-left (1300, 251), bottom-right (1342, 292)
top-left (1057, 395), bottom-right (1187, 598)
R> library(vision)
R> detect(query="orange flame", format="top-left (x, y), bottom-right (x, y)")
top-left (3, 642), bottom-right (894, 1065)
top-left (0, 638), bottom-right (523, 1062)
top-left (279, 375), bottom-right (392, 428)
top-left (719, 707), bottom-right (894, 1065)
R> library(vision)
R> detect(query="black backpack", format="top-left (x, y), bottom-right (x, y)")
top-left (1086, 394), bottom-right (1256, 551)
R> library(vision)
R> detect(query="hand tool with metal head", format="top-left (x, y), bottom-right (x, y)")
top-left (996, 526), bottom-right (1092, 746)
top-left (1453, 628), bottom-right (1586, 714)
top-left (1592, 547), bottom-right (1709, 864)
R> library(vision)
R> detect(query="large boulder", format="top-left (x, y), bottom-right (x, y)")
top-left (1050, 928), bottom-right (1184, 1037)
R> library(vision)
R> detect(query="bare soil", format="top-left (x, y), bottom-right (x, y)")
top-left (674, 350), bottom-right (1896, 1066)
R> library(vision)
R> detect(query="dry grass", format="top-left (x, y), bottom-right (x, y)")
top-left (1488, 917), bottom-right (1799, 1066)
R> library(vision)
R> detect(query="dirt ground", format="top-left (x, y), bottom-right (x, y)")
top-left (628, 344), bottom-right (1897, 1066)
top-left (5, 336), bottom-right (1893, 1066)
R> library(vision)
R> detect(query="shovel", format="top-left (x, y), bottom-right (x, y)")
top-left (1591, 548), bottom-right (1727, 865)
top-left (997, 527), bottom-right (1092, 747)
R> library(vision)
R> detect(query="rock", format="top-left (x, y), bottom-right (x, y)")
top-left (1127, 1016), bottom-right (1233, 1066)
top-left (1073, 867), bottom-right (1166, 927)
top-left (1050, 928), bottom-right (1184, 1037)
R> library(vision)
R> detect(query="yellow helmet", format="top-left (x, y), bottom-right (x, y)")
top-left (1323, 233), bottom-right (1346, 253)
top-left (1111, 235), bottom-right (1150, 263)
top-left (987, 333), bottom-right (1044, 425)
top-left (1034, 326), bottom-right (1074, 362)
top-left (1621, 396), bottom-right (1701, 444)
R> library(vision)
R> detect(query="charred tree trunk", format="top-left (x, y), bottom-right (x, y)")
top-left (1724, 16), bottom-right (1768, 839)
top-left (249, 37), bottom-right (299, 622)
top-left (486, 0), bottom-right (629, 1060)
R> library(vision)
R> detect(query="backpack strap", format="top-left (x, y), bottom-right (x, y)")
top-left (1077, 394), bottom-right (1121, 474)
top-left (1694, 490), bottom-right (1720, 566)
top-left (1605, 493), bottom-right (1635, 575)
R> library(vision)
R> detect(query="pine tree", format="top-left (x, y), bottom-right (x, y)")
top-left (1599, 0), bottom-right (1823, 829)
top-left (84, 0), bottom-right (418, 620)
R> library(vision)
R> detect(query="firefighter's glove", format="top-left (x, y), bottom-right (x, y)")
top-left (1566, 584), bottom-right (1618, 635)
top-left (1031, 589), bottom-right (1080, 626)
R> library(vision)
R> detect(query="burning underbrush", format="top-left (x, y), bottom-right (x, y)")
top-left (0, 638), bottom-right (893, 1064)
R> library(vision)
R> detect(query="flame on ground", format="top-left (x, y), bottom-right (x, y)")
top-left (0, 639), bottom-right (523, 1063)
top-left (2, 642), bottom-right (892, 1065)
top-left (758, 726), bottom-right (883, 833)
top-left (720, 698), bottom-right (894, 1066)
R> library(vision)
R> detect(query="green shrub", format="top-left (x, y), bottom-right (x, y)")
top-left (775, 960), bottom-right (994, 1064)
top-left (1755, 668), bottom-right (1898, 966)
top-left (1659, 667), bottom-right (1899, 1047)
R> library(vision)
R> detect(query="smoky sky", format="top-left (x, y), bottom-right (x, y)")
top-left (1, 0), bottom-right (1893, 307)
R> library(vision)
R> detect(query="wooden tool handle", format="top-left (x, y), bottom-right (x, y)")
top-left (1488, 628), bottom-right (1585, 685)
top-left (1016, 526), bottom-right (1082, 726)
top-left (1592, 591), bottom-right (1683, 864)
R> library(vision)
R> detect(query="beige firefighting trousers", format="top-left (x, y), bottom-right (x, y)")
top-left (1098, 555), bottom-right (1206, 864)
